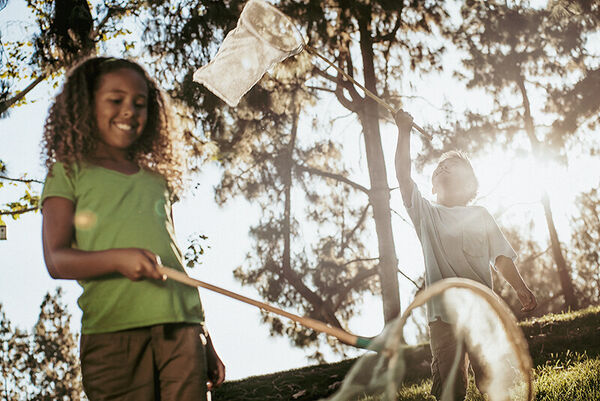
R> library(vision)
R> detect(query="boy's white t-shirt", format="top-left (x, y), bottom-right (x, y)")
top-left (405, 181), bottom-right (517, 323)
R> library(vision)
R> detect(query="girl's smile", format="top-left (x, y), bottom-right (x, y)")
top-left (94, 68), bottom-right (148, 158)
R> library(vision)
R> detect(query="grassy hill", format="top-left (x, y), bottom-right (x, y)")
top-left (213, 306), bottom-right (600, 401)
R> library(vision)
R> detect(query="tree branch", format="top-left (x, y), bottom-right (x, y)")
top-left (0, 75), bottom-right (46, 116)
top-left (280, 107), bottom-right (343, 330)
top-left (373, 17), bottom-right (402, 43)
top-left (343, 257), bottom-right (379, 266)
top-left (334, 84), bottom-right (360, 113)
top-left (306, 85), bottom-right (336, 93)
top-left (0, 175), bottom-right (44, 184)
top-left (522, 245), bottom-right (552, 264)
top-left (333, 266), bottom-right (380, 310)
top-left (0, 207), bottom-right (39, 216)
top-left (294, 163), bottom-right (369, 194)
top-left (398, 267), bottom-right (420, 289)
top-left (0, 4), bottom-right (131, 116)
top-left (338, 203), bottom-right (371, 257)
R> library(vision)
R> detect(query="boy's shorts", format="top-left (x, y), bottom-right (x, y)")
top-left (80, 323), bottom-right (208, 401)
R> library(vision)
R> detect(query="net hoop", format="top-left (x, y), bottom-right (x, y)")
top-left (386, 278), bottom-right (534, 401)
top-left (240, 0), bottom-right (304, 55)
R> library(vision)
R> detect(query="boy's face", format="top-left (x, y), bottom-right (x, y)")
top-left (431, 157), bottom-right (475, 204)
top-left (94, 68), bottom-right (148, 154)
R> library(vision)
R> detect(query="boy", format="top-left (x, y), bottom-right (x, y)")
top-left (394, 110), bottom-right (537, 400)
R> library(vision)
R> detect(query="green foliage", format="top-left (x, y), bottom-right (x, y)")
top-left (0, 159), bottom-right (42, 224)
top-left (29, 288), bottom-right (86, 401)
top-left (0, 305), bottom-right (30, 401)
top-left (0, 289), bottom-right (86, 400)
top-left (184, 232), bottom-right (209, 268)
top-left (0, 0), bottom-right (144, 221)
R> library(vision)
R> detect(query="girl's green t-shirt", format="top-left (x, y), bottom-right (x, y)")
top-left (41, 162), bottom-right (204, 334)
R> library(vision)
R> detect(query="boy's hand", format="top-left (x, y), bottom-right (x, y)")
top-left (517, 288), bottom-right (537, 313)
top-left (394, 109), bottom-right (414, 134)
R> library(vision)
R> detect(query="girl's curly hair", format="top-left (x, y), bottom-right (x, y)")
top-left (41, 56), bottom-right (186, 195)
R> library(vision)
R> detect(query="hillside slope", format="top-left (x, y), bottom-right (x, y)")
top-left (213, 306), bottom-right (600, 401)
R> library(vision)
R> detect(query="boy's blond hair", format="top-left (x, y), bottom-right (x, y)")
top-left (438, 150), bottom-right (479, 203)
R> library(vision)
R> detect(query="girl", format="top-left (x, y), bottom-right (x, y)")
top-left (40, 57), bottom-right (225, 401)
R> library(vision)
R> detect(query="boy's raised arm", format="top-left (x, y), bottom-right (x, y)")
top-left (394, 110), bottom-right (415, 206)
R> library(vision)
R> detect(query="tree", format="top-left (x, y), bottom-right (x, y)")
top-left (423, 0), bottom-right (600, 310)
top-left (29, 288), bottom-right (86, 401)
top-left (0, 290), bottom-right (86, 400)
top-left (0, 0), bottom-right (143, 224)
top-left (569, 185), bottom-right (600, 307)
top-left (0, 305), bottom-right (30, 401)
top-left (137, 0), bottom-right (449, 355)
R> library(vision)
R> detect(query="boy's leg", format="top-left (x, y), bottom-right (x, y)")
top-left (153, 323), bottom-right (208, 401)
top-left (80, 328), bottom-right (158, 401)
top-left (429, 320), bottom-right (469, 401)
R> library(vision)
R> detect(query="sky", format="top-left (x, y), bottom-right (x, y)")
top-left (1, 0), bottom-right (599, 383)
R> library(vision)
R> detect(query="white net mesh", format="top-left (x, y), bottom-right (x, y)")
top-left (193, 0), bottom-right (303, 107)
top-left (322, 279), bottom-right (533, 401)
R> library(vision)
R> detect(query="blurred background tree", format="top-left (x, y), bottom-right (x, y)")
top-left (569, 185), bottom-right (600, 308)
top-left (0, 290), bottom-right (86, 400)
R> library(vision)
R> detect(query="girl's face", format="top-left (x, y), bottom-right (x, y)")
top-left (94, 68), bottom-right (148, 155)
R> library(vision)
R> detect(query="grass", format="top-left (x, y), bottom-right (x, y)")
top-left (534, 352), bottom-right (600, 401)
top-left (391, 352), bottom-right (600, 401)
top-left (212, 306), bottom-right (600, 400)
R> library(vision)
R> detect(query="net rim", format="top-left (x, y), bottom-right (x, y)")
top-left (240, 0), bottom-right (304, 54)
top-left (389, 278), bottom-right (534, 401)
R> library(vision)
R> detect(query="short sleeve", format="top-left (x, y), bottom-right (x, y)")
top-left (404, 180), bottom-right (432, 237)
top-left (41, 162), bottom-right (77, 206)
top-left (484, 210), bottom-right (517, 268)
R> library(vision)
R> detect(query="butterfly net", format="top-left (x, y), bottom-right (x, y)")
top-left (193, 0), bottom-right (303, 107)
top-left (323, 279), bottom-right (533, 401)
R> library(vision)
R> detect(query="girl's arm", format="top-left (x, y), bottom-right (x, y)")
top-left (42, 196), bottom-right (165, 281)
top-left (394, 110), bottom-right (414, 206)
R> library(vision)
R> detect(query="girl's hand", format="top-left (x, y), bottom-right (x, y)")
top-left (205, 332), bottom-right (226, 389)
top-left (112, 248), bottom-right (166, 281)
top-left (207, 354), bottom-right (226, 390)
top-left (394, 109), bottom-right (414, 134)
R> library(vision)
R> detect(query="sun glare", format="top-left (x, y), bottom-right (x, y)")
top-left (475, 151), bottom-right (578, 240)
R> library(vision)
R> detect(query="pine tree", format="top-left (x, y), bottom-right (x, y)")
top-left (0, 305), bottom-right (30, 401)
top-left (28, 288), bottom-right (86, 401)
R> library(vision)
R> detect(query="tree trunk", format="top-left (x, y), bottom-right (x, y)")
top-left (357, 15), bottom-right (401, 322)
top-left (516, 74), bottom-right (578, 310)
top-left (540, 192), bottom-right (578, 309)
